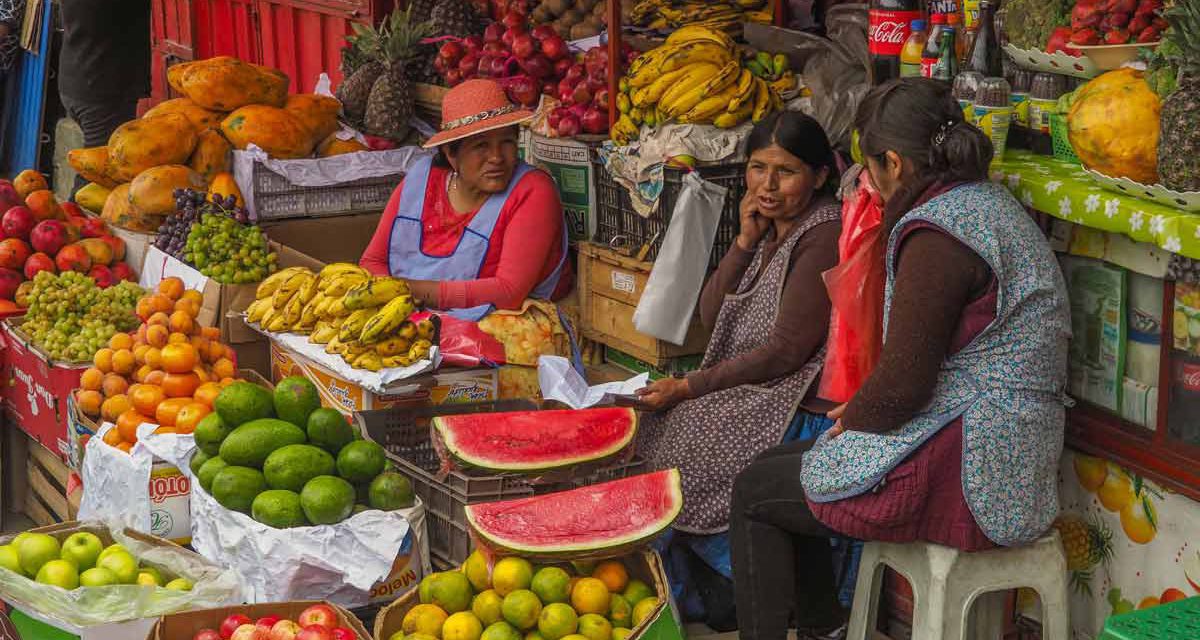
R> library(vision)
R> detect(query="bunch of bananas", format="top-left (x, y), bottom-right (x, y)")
top-left (747, 51), bottom-right (799, 96)
top-left (612, 26), bottom-right (787, 145)
top-left (630, 0), bottom-right (772, 33)
top-left (246, 263), bottom-right (434, 372)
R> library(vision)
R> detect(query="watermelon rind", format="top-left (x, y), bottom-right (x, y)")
top-left (464, 469), bottom-right (683, 558)
top-left (432, 407), bottom-right (638, 473)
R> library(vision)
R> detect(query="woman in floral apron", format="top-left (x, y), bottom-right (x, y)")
top-left (728, 78), bottom-right (1070, 640)
top-left (635, 112), bottom-right (844, 629)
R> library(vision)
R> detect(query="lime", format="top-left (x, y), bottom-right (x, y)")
top-left (501, 589), bottom-right (542, 630)
top-left (537, 603), bottom-right (578, 640)
top-left (607, 595), bottom-right (631, 629)
top-left (622, 581), bottom-right (653, 608)
top-left (577, 615), bottom-right (611, 640)
top-left (482, 622), bottom-right (523, 640)
top-left (443, 612), bottom-right (484, 640)
top-left (402, 604), bottom-right (449, 637)
top-left (464, 550), bottom-right (492, 592)
top-left (531, 567), bottom-right (571, 604)
top-left (273, 376), bottom-right (320, 428)
top-left (369, 471), bottom-right (415, 510)
top-left (473, 590), bottom-right (505, 626)
top-left (493, 557), bottom-right (533, 596)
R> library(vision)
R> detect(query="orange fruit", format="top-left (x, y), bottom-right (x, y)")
top-left (111, 349), bottom-right (136, 375)
top-left (101, 427), bottom-right (124, 447)
top-left (193, 366), bottom-right (211, 383)
top-left (144, 370), bottom-right (166, 386)
top-left (154, 397), bottom-right (191, 427)
top-left (116, 442), bottom-right (133, 453)
top-left (162, 343), bottom-right (198, 374)
top-left (190, 335), bottom-right (209, 353)
top-left (76, 390), bottom-right (103, 418)
top-left (101, 373), bottom-right (129, 398)
top-left (174, 297), bottom-right (200, 317)
top-left (100, 394), bottom-right (131, 422)
top-left (109, 333), bottom-right (134, 351)
top-left (169, 310), bottom-right (195, 335)
top-left (175, 402), bottom-right (211, 434)
top-left (200, 326), bottom-right (221, 340)
top-left (80, 367), bottom-right (104, 391)
top-left (168, 332), bottom-right (188, 345)
top-left (133, 344), bottom-right (151, 365)
top-left (193, 382), bottom-right (222, 408)
top-left (133, 364), bottom-right (154, 383)
top-left (135, 297), bottom-right (156, 321)
top-left (147, 311), bottom-right (170, 327)
top-left (117, 409), bottom-right (151, 443)
top-left (212, 357), bottom-right (236, 381)
top-left (203, 339), bottom-right (226, 364)
top-left (592, 561), bottom-right (629, 593)
top-left (94, 348), bottom-right (114, 373)
top-left (153, 426), bottom-right (179, 435)
top-left (135, 324), bottom-right (149, 345)
top-left (158, 277), bottom-right (185, 300)
top-left (130, 384), bottom-right (166, 416)
top-left (144, 347), bottom-right (163, 369)
top-left (162, 372), bottom-right (201, 399)
top-left (146, 325), bottom-right (169, 348)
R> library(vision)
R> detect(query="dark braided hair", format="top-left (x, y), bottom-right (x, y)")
top-left (854, 78), bottom-right (993, 233)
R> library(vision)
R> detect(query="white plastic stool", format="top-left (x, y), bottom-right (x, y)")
top-left (845, 531), bottom-right (1070, 640)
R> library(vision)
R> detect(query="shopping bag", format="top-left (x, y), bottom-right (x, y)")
top-left (819, 166), bottom-right (885, 402)
top-left (633, 172), bottom-right (727, 345)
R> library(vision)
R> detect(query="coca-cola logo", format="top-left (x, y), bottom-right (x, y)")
top-left (1179, 362), bottom-right (1200, 392)
top-left (869, 21), bottom-right (909, 44)
top-left (868, 10), bottom-right (921, 55)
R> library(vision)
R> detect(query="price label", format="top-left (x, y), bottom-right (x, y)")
top-left (611, 271), bottom-right (636, 294)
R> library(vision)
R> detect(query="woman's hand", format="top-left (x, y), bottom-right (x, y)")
top-left (736, 191), bottom-right (771, 251)
top-left (826, 403), bottom-right (847, 439)
top-left (635, 377), bottom-right (693, 411)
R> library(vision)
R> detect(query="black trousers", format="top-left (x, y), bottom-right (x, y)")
top-left (730, 438), bottom-right (845, 640)
top-left (60, 93), bottom-right (138, 192)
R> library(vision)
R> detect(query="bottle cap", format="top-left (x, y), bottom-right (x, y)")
top-left (931, 13), bottom-right (947, 24)
top-left (911, 19), bottom-right (927, 30)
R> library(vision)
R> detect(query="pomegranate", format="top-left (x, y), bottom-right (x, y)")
top-left (29, 220), bottom-right (69, 255)
top-left (60, 202), bottom-right (84, 219)
top-left (80, 216), bottom-right (106, 238)
top-left (502, 10), bottom-right (525, 29)
top-left (0, 183), bottom-right (21, 213)
top-left (584, 47), bottom-right (606, 78)
top-left (0, 238), bottom-right (31, 270)
top-left (557, 113), bottom-right (581, 137)
top-left (22, 252), bottom-right (54, 279)
top-left (520, 54), bottom-right (551, 78)
top-left (553, 57), bottom-right (573, 78)
top-left (506, 75), bottom-right (540, 107)
top-left (2, 206), bottom-right (35, 240)
top-left (572, 84), bottom-right (593, 106)
top-left (565, 64), bottom-right (585, 84)
top-left (440, 41), bottom-right (464, 62)
top-left (548, 107), bottom-right (566, 130)
top-left (541, 35), bottom-right (568, 61)
top-left (0, 267), bottom-right (20, 300)
top-left (55, 244), bottom-right (92, 273)
top-left (594, 88), bottom-right (610, 110)
top-left (88, 264), bottom-right (113, 288)
top-left (581, 107), bottom-right (608, 135)
top-left (586, 71), bottom-right (607, 93)
top-left (484, 22), bottom-right (505, 43)
top-left (512, 33), bottom-right (537, 60)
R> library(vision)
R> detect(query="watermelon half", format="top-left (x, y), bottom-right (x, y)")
top-left (432, 407), bottom-right (637, 473)
top-left (464, 469), bottom-right (683, 557)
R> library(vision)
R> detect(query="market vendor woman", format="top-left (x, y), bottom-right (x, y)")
top-left (361, 79), bottom-right (570, 320)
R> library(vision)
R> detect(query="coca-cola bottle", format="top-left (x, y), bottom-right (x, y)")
top-left (1169, 352), bottom-right (1200, 445)
top-left (869, 0), bottom-right (923, 84)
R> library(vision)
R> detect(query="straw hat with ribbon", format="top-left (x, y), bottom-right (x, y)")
top-left (423, 79), bottom-right (535, 149)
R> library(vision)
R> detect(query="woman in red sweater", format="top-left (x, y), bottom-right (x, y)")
top-left (361, 79), bottom-right (570, 321)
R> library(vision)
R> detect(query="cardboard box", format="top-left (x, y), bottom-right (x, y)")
top-left (146, 601), bottom-right (370, 640)
top-left (528, 133), bottom-right (604, 243)
top-left (0, 318), bottom-right (91, 464)
top-left (108, 225), bottom-right (156, 278)
top-left (373, 551), bottom-right (684, 640)
top-left (269, 339), bottom-right (500, 417)
top-left (262, 212), bottom-right (382, 266)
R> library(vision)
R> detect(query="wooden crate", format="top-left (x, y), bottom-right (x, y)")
top-left (3, 421), bottom-right (79, 527)
top-left (577, 242), bottom-right (709, 368)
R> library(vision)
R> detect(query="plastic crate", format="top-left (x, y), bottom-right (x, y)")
top-left (1100, 596), bottom-right (1200, 639)
top-left (1049, 114), bottom-right (1081, 165)
top-left (355, 400), bottom-right (647, 568)
top-left (250, 160), bottom-right (404, 221)
top-left (592, 160), bottom-right (743, 271)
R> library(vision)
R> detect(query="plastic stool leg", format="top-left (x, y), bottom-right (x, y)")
top-left (845, 545), bottom-right (885, 640)
top-left (1034, 572), bottom-right (1071, 640)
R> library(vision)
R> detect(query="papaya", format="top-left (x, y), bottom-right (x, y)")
top-left (1068, 69), bottom-right (1161, 185)
top-left (222, 105), bottom-right (316, 159)
top-left (167, 60), bottom-right (196, 95)
top-left (67, 146), bottom-right (119, 188)
top-left (176, 56), bottom-right (290, 111)
top-left (74, 182), bottom-right (111, 213)
top-left (102, 183), bottom-right (163, 232)
top-left (107, 114), bottom-right (200, 182)
top-left (208, 172), bottom-right (245, 208)
top-left (190, 129), bottom-right (234, 182)
top-left (316, 133), bottom-right (369, 157)
top-left (129, 165), bottom-right (207, 216)
top-left (143, 98), bottom-right (226, 132)
top-left (285, 94), bottom-right (341, 143)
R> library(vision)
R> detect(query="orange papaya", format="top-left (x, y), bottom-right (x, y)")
top-left (221, 105), bottom-right (315, 159)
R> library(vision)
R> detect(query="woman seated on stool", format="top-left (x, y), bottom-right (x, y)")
top-left (728, 77), bottom-right (1070, 640)
top-left (360, 79), bottom-right (570, 321)
top-left (633, 112), bottom-right (844, 630)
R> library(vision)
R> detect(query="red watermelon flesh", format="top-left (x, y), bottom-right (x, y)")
top-left (465, 469), bottom-right (682, 557)
top-left (432, 407), bottom-right (637, 472)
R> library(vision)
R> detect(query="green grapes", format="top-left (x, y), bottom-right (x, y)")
top-left (183, 213), bottom-right (277, 285)
top-left (21, 271), bottom-right (144, 361)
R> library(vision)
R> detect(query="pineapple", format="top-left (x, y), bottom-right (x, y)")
top-left (363, 7), bottom-right (434, 141)
top-left (408, 0), bottom-right (439, 23)
top-left (338, 22), bottom-right (387, 126)
top-left (430, 0), bottom-right (488, 38)
top-left (1053, 513), bottom-right (1113, 596)
top-left (1156, 0), bottom-right (1200, 192)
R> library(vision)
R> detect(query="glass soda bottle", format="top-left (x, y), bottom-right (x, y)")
top-left (868, 0), bottom-right (923, 84)
top-left (921, 13), bottom-right (947, 78)
top-left (900, 19), bottom-right (927, 78)
top-left (931, 27), bottom-right (958, 82)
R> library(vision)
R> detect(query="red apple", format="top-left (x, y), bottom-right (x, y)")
top-left (564, 64), bottom-right (585, 84)
top-left (296, 627), bottom-right (332, 640)
top-left (194, 630), bottom-right (223, 640)
top-left (0, 267), bottom-right (21, 300)
top-left (60, 202), bottom-right (83, 219)
top-left (221, 615), bottom-right (253, 640)
top-left (512, 33), bottom-right (537, 59)
top-left (459, 54), bottom-right (480, 76)
top-left (269, 620), bottom-right (302, 640)
top-left (2, 206), bottom-right (35, 240)
top-left (581, 107), bottom-right (608, 135)
top-left (501, 10), bottom-right (525, 29)
top-left (330, 629), bottom-right (356, 640)
top-left (87, 264), bottom-right (113, 288)
top-left (548, 107), bottom-right (566, 131)
top-left (483, 41), bottom-right (508, 55)
top-left (501, 26), bottom-right (523, 49)
top-left (297, 605), bottom-right (338, 630)
top-left (478, 55), bottom-right (494, 77)
top-left (572, 83), bottom-right (593, 106)
top-left (553, 57), bottom-right (573, 78)
top-left (541, 35), bottom-right (568, 61)
top-left (230, 624), bottom-right (266, 640)
top-left (22, 252), bottom-right (54, 279)
top-left (257, 617), bottom-right (282, 635)
top-left (557, 113), bottom-right (581, 137)
top-left (520, 54), bottom-right (551, 78)
top-left (593, 88), bottom-right (610, 110)
top-left (531, 25), bottom-right (557, 40)
top-left (484, 22), bottom-right (505, 43)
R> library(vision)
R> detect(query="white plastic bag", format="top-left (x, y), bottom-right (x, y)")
top-left (633, 172), bottom-right (727, 345)
top-left (78, 423), bottom-right (155, 533)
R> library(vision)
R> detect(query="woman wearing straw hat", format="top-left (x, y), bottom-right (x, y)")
top-left (361, 79), bottom-right (571, 320)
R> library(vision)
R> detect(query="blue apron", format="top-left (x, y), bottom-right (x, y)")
top-left (387, 155), bottom-right (568, 321)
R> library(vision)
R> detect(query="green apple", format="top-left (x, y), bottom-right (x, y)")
top-left (0, 545), bottom-right (22, 575)
top-left (136, 571), bottom-right (162, 587)
top-left (164, 578), bottom-right (192, 591)
top-left (138, 566), bottom-right (163, 583)
top-left (10, 533), bottom-right (31, 549)
top-left (35, 559), bottom-right (79, 590)
top-left (96, 544), bottom-right (129, 564)
top-left (79, 567), bottom-right (120, 587)
top-left (17, 533), bottom-right (61, 576)
top-left (97, 551), bottom-right (139, 584)
top-left (60, 533), bottom-right (104, 572)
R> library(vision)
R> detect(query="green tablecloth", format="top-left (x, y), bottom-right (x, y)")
top-left (991, 151), bottom-right (1199, 259)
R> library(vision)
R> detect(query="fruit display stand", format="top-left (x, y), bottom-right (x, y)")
top-left (145, 601), bottom-right (371, 640)
top-left (3, 425), bottom-right (81, 527)
top-left (355, 400), bottom-right (646, 568)
top-left (0, 521), bottom-right (240, 640)
top-left (373, 550), bottom-right (684, 640)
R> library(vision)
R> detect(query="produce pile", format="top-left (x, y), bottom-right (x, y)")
top-left (192, 604), bottom-right (358, 640)
top-left (69, 56), bottom-right (354, 234)
top-left (73, 277), bottom-right (239, 446)
top-left (627, 0), bottom-right (771, 34)
top-left (612, 27), bottom-right (794, 144)
top-left (189, 376), bottom-right (416, 528)
top-left (339, 7), bottom-right (436, 142)
top-left (545, 46), bottom-right (635, 137)
top-left (1004, 0), bottom-right (1166, 53)
top-left (527, 0), bottom-right (608, 41)
top-left (0, 530), bottom-right (191, 591)
top-left (154, 189), bottom-right (277, 285)
top-left (246, 264), bottom-right (435, 372)
top-left (390, 553), bottom-right (661, 640)
top-left (18, 271), bottom-right (143, 362)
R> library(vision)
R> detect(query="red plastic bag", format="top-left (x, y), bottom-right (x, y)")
top-left (434, 313), bottom-right (508, 368)
top-left (819, 168), bottom-right (886, 403)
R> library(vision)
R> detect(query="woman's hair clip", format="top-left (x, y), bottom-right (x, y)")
top-left (932, 120), bottom-right (957, 146)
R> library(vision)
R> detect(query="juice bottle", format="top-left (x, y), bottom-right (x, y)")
top-left (900, 19), bottom-right (927, 78)
top-left (946, 12), bottom-right (967, 63)
top-left (921, 14), bottom-right (947, 78)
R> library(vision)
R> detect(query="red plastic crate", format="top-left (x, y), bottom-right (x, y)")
top-left (0, 319), bottom-right (90, 465)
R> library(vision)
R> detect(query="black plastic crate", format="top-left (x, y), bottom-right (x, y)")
top-left (592, 159), bottom-right (744, 271)
top-left (355, 400), bottom-right (647, 568)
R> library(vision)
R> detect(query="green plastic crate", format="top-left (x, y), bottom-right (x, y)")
top-left (1100, 596), bottom-right (1200, 639)
top-left (1049, 113), bottom-right (1081, 165)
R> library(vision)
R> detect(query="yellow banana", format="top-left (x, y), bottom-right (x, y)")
top-left (338, 307), bottom-right (379, 343)
top-left (359, 295), bottom-right (416, 344)
top-left (272, 271), bottom-right (312, 309)
top-left (374, 335), bottom-right (413, 356)
top-left (246, 299), bottom-right (268, 324)
top-left (633, 66), bottom-right (694, 108)
top-left (678, 82), bottom-right (741, 124)
top-left (256, 266), bottom-right (308, 300)
top-left (381, 354), bottom-right (414, 369)
top-left (299, 297), bottom-right (320, 328)
top-left (715, 99), bottom-right (754, 128)
top-left (325, 335), bottom-right (346, 355)
top-left (665, 25), bottom-right (735, 50)
top-left (408, 339), bottom-right (433, 362)
top-left (343, 277), bottom-right (411, 311)
top-left (770, 71), bottom-right (798, 95)
top-left (266, 311), bottom-right (289, 333)
top-left (660, 42), bottom-right (733, 73)
top-left (751, 77), bottom-right (771, 123)
top-left (323, 273), bottom-right (369, 298)
top-left (351, 352), bottom-right (383, 372)
top-left (728, 69), bottom-right (756, 111)
top-left (318, 262), bottom-right (367, 284)
top-left (310, 322), bottom-right (338, 345)
top-left (326, 297), bottom-right (348, 319)
top-left (663, 61), bottom-right (739, 119)
top-left (260, 304), bottom-right (278, 329)
top-left (297, 275), bottom-right (320, 305)
top-left (658, 63), bottom-right (721, 113)
top-left (416, 318), bottom-right (436, 341)
top-left (283, 294), bottom-right (305, 326)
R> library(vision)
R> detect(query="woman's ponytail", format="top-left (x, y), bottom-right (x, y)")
top-left (928, 120), bottom-right (993, 184)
